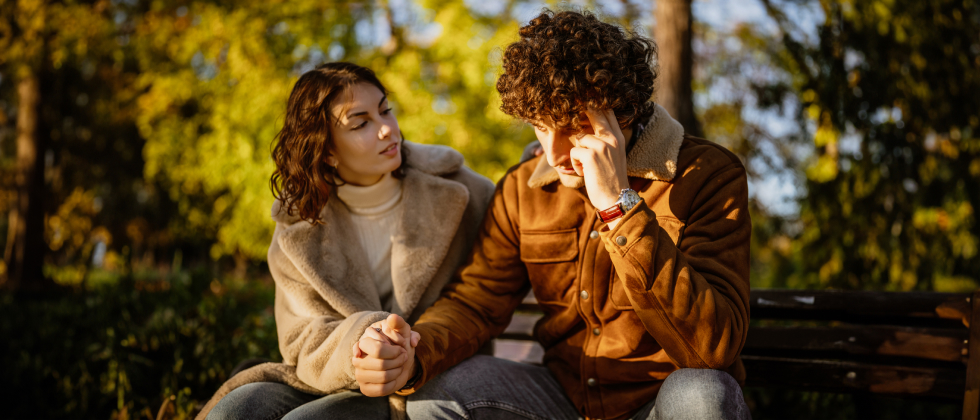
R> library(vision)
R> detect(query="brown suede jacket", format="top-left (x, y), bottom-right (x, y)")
top-left (407, 104), bottom-right (751, 420)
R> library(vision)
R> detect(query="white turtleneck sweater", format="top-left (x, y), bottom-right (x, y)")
top-left (336, 173), bottom-right (403, 311)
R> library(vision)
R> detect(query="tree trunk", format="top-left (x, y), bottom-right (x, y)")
top-left (3, 73), bottom-right (49, 291)
top-left (654, 0), bottom-right (702, 137)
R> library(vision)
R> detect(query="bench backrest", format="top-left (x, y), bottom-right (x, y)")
top-left (496, 289), bottom-right (980, 420)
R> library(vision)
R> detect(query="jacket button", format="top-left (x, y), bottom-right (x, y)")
top-left (592, 328), bottom-right (601, 336)
top-left (589, 230), bottom-right (599, 239)
top-left (615, 236), bottom-right (627, 246)
top-left (580, 290), bottom-right (589, 300)
top-left (587, 378), bottom-right (598, 387)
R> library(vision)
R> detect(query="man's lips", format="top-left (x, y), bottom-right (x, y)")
top-left (555, 165), bottom-right (578, 175)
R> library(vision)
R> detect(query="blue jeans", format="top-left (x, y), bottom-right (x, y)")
top-left (206, 383), bottom-right (388, 420)
top-left (406, 355), bottom-right (751, 420)
top-left (208, 356), bottom-right (750, 420)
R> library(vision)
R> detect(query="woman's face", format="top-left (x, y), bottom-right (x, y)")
top-left (327, 82), bottom-right (402, 186)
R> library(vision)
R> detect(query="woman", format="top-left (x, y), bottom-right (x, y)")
top-left (197, 62), bottom-right (495, 420)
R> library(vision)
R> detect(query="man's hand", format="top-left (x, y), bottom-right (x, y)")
top-left (351, 314), bottom-right (421, 397)
top-left (570, 108), bottom-right (631, 229)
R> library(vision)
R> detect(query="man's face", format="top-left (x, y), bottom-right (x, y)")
top-left (531, 112), bottom-right (631, 188)
top-left (531, 113), bottom-right (595, 187)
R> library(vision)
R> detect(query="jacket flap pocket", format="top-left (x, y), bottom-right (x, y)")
top-left (520, 229), bottom-right (578, 263)
top-left (657, 216), bottom-right (687, 245)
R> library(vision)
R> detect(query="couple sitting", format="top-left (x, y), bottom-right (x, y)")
top-left (199, 10), bottom-right (751, 420)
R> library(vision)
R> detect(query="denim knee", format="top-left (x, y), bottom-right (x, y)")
top-left (207, 382), bottom-right (315, 420)
top-left (651, 369), bottom-right (750, 420)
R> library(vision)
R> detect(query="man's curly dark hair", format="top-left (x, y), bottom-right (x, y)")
top-left (496, 10), bottom-right (658, 131)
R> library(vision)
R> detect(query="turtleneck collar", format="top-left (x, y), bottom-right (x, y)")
top-left (336, 172), bottom-right (403, 216)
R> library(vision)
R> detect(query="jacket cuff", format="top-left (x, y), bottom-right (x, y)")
top-left (598, 200), bottom-right (658, 257)
top-left (394, 356), bottom-right (425, 396)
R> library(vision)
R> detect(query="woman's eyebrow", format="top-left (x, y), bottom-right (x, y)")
top-left (345, 95), bottom-right (388, 120)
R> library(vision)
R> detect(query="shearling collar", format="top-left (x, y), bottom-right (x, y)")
top-left (527, 103), bottom-right (686, 189)
top-left (270, 141), bottom-right (469, 318)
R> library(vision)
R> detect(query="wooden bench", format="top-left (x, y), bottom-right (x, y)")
top-left (494, 289), bottom-right (980, 420)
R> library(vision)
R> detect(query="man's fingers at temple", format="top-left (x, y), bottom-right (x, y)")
top-left (604, 108), bottom-right (625, 139)
top-left (585, 108), bottom-right (614, 138)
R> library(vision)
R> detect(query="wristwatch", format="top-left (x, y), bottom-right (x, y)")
top-left (596, 188), bottom-right (642, 223)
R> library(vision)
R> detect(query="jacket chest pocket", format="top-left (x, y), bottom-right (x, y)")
top-left (608, 217), bottom-right (686, 309)
top-left (520, 229), bottom-right (579, 306)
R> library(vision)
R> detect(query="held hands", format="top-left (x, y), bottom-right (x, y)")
top-left (351, 314), bottom-right (420, 397)
top-left (570, 108), bottom-right (631, 227)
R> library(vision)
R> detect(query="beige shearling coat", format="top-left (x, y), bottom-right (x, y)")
top-left (195, 142), bottom-right (495, 420)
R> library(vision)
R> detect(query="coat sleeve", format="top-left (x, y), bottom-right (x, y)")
top-left (269, 225), bottom-right (390, 392)
top-left (599, 161), bottom-right (751, 370)
top-left (407, 171), bottom-right (530, 390)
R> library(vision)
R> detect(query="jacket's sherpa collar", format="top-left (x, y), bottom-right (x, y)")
top-left (270, 141), bottom-right (469, 318)
top-left (527, 103), bottom-right (685, 189)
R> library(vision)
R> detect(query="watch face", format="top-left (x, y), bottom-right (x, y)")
top-left (620, 189), bottom-right (642, 211)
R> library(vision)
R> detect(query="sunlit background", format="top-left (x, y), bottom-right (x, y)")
top-left (1, 0), bottom-right (977, 418)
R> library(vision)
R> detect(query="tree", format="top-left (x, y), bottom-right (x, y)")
top-left (1, 0), bottom-right (50, 290)
top-left (132, 0), bottom-right (529, 263)
top-left (759, 0), bottom-right (980, 291)
top-left (654, 0), bottom-right (701, 136)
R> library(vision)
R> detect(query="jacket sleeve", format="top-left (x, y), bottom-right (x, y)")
top-left (408, 171), bottom-right (530, 389)
top-left (599, 161), bottom-right (751, 370)
top-left (269, 225), bottom-right (389, 392)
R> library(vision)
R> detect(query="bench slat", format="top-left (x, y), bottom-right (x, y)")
top-left (742, 355), bottom-right (965, 400)
top-left (494, 339), bottom-right (544, 364)
top-left (518, 290), bottom-right (970, 325)
top-left (751, 290), bottom-right (970, 325)
top-left (744, 325), bottom-right (968, 363)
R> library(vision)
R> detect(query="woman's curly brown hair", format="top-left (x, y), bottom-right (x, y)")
top-left (496, 10), bottom-right (658, 131)
top-left (270, 62), bottom-right (407, 225)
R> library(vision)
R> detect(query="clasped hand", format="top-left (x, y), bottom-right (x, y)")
top-left (351, 314), bottom-right (420, 397)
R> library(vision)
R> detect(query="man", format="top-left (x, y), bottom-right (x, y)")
top-left (353, 10), bottom-right (751, 420)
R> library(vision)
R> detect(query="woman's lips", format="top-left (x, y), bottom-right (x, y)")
top-left (380, 142), bottom-right (399, 156)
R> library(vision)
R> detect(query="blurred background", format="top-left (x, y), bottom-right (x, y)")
top-left (0, 0), bottom-right (977, 418)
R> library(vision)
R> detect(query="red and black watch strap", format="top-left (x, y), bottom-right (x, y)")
top-left (596, 204), bottom-right (624, 223)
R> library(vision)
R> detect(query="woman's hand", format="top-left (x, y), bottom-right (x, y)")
top-left (351, 314), bottom-right (420, 396)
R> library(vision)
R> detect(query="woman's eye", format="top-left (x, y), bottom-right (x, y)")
top-left (381, 107), bottom-right (393, 115)
top-left (352, 121), bottom-right (368, 130)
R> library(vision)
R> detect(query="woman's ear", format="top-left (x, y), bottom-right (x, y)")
top-left (326, 155), bottom-right (339, 168)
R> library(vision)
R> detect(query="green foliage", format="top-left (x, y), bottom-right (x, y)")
top-left (0, 269), bottom-right (278, 419)
top-left (131, 0), bottom-right (531, 261)
top-left (745, 0), bottom-right (980, 291)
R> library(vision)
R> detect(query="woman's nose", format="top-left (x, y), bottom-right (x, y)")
top-left (378, 121), bottom-right (392, 139)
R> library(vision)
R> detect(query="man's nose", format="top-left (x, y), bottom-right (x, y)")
top-left (542, 131), bottom-right (568, 164)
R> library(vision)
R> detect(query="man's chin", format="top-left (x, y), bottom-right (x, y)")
top-left (558, 172), bottom-right (585, 189)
